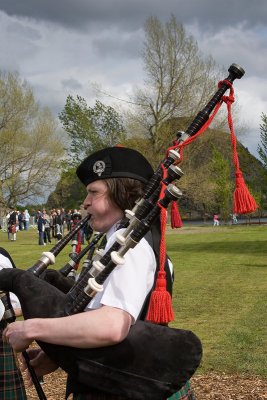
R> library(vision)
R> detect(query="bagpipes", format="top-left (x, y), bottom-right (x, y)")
top-left (41, 229), bottom-right (104, 293)
top-left (64, 212), bottom-right (84, 279)
top-left (0, 64), bottom-right (253, 400)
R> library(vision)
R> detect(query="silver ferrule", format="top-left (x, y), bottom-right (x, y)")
top-left (167, 184), bottom-right (183, 199)
top-left (177, 131), bottom-right (190, 144)
top-left (39, 254), bottom-right (52, 267)
top-left (168, 164), bottom-right (184, 180)
top-left (168, 148), bottom-right (180, 162)
top-left (118, 235), bottom-right (138, 257)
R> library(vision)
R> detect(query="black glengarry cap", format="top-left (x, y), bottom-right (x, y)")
top-left (76, 147), bottom-right (154, 186)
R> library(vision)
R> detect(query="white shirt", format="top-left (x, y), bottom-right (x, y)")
top-left (86, 224), bottom-right (156, 322)
top-left (24, 210), bottom-right (30, 221)
top-left (0, 253), bottom-right (21, 310)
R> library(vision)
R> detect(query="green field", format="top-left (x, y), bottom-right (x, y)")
top-left (0, 224), bottom-right (266, 378)
top-left (168, 225), bottom-right (267, 377)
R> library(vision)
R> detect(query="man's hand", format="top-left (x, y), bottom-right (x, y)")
top-left (20, 348), bottom-right (58, 386)
top-left (3, 320), bottom-right (33, 352)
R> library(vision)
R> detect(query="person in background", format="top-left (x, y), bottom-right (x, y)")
top-left (65, 210), bottom-right (73, 232)
top-left (23, 209), bottom-right (30, 231)
top-left (18, 211), bottom-right (24, 231)
top-left (5, 210), bottom-right (11, 241)
top-left (7, 208), bottom-right (18, 241)
top-left (37, 213), bottom-right (46, 246)
top-left (43, 211), bottom-right (52, 245)
top-left (53, 209), bottom-right (63, 240)
top-left (60, 208), bottom-right (66, 235)
top-left (213, 213), bottom-right (220, 226)
top-left (50, 209), bottom-right (56, 238)
top-left (79, 204), bottom-right (92, 242)
top-left (231, 213), bottom-right (238, 224)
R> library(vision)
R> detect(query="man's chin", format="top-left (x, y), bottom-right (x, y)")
top-left (90, 220), bottom-right (100, 232)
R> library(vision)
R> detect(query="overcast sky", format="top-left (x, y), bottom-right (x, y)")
top-left (1, 0), bottom-right (267, 157)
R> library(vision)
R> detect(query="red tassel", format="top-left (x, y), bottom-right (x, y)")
top-left (146, 271), bottom-right (174, 324)
top-left (171, 200), bottom-right (182, 228)
top-left (146, 172), bottom-right (175, 325)
top-left (234, 172), bottom-right (258, 214)
top-left (222, 85), bottom-right (258, 216)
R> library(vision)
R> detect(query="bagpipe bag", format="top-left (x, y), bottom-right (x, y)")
top-left (0, 267), bottom-right (202, 400)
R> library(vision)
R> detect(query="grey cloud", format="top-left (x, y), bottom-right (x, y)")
top-left (1, 0), bottom-right (266, 159)
top-left (0, 0), bottom-right (153, 30)
top-left (1, 0), bottom-right (267, 32)
top-left (61, 78), bottom-right (83, 90)
top-left (92, 30), bottom-right (143, 61)
top-left (6, 20), bottom-right (42, 40)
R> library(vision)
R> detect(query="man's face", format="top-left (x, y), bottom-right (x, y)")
top-left (83, 180), bottom-right (123, 232)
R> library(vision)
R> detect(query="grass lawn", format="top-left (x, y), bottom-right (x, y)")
top-left (167, 225), bottom-right (267, 378)
top-left (0, 228), bottom-right (71, 270)
top-left (0, 224), bottom-right (266, 379)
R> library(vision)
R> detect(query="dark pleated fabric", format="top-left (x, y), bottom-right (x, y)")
top-left (0, 328), bottom-right (27, 400)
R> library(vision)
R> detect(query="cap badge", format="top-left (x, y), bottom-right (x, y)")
top-left (93, 160), bottom-right (106, 176)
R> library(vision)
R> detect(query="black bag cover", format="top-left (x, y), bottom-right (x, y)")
top-left (39, 321), bottom-right (202, 400)
top-left (0, 266), bottom-right (202, 400)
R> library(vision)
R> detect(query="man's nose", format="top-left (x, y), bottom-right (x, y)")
top-left (83, 195), bottom-right (91, 209)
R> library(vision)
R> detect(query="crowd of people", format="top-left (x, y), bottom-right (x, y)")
top-left (3, 207), bottom-right (90, 246)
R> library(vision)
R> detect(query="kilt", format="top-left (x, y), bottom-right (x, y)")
top-left (0, 327), bottom-right (27, 400)
top-left (71, 381), bottom-right (195, 400)
top-left (168, 381), bottom-right (196, 400)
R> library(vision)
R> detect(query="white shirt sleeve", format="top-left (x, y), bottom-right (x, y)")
top-left (0, 253), bottom-right (21, 309)
top-left (86, 228), bottom-right (156, 322)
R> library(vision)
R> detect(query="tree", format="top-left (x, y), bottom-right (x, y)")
top-left (209, 146), bottom-right (233, 221)
top-left (257, 112), bottom-right (267, 168)
top-left (59, 97), bottom-right (126, 165)
top-left (126, 15), bottom-right (224, 162)
top-left (0, 71), bottom-right (65, 210)
top-left (46, 167), bottom-right (85, 210)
